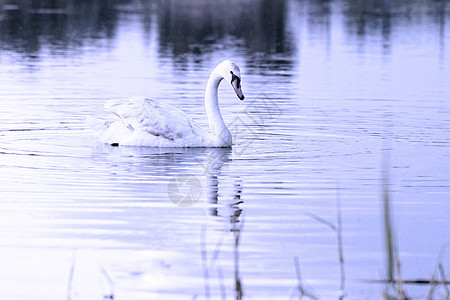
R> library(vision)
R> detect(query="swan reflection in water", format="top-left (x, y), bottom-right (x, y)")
top-left (200, 147), bottom-right (244, 300)
top-left (93, 145), bottom-right (244, 298)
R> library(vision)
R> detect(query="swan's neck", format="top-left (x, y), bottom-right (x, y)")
top-left (205, 69), bottom-right (231, 146)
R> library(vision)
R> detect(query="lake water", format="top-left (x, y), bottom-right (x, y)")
top-left (0, 0), bottom-right (449, 299)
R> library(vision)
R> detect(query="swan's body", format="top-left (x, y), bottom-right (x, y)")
top-left (92, 60), bottom-right (244, 147)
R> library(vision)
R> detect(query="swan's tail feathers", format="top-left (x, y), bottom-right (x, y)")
top-left (85, 115), bottom-right (108, 133)
top-left (86, 115), bottom-right (124, 144)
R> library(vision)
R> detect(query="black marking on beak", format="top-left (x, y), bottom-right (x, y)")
top-left (231, 71), bottom-right (241, 89)
top-left (231, 71), bottom-right (244, 100)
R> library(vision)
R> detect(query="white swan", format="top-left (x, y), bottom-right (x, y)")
top-left (92, 60), bottom-right (244, 147)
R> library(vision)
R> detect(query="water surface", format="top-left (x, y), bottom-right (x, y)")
top-left (0, 1), bottom-right (449, 299)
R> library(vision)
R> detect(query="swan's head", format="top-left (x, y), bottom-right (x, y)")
top-left (218, 60), bottom-right (245, 101)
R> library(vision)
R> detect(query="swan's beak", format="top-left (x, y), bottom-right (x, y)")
top-left (232, 78), bottom-right (245, 100)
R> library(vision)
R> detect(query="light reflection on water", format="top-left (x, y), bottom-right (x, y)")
top-left (0, 0), bottom-right (449, 299)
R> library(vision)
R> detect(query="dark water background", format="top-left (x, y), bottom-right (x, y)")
top-left (0, 0), bottom-right (449, 299)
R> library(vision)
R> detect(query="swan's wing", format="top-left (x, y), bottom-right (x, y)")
top-left (105, 97), bottom-right (205, 142)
